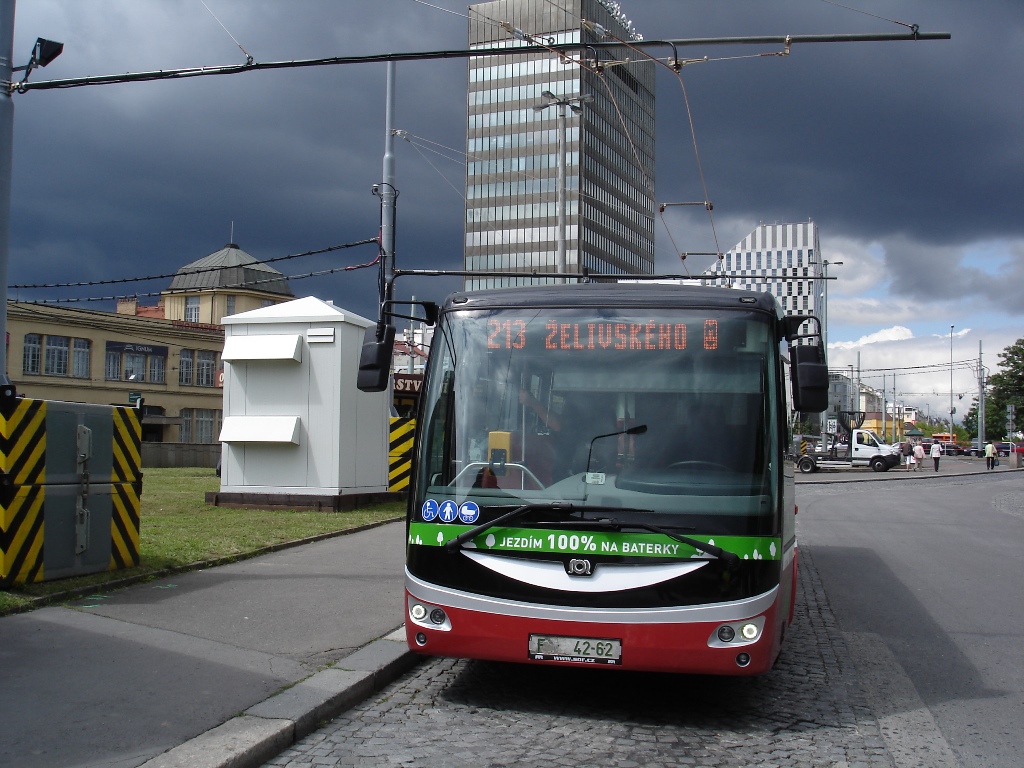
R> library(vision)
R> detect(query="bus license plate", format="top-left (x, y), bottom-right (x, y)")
top-left (528, 634), bottom-right (622, 664)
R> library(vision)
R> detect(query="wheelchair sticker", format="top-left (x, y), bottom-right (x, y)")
top-left (421, 499), bottom-right (439, 522)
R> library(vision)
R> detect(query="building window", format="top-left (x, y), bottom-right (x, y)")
top-left (179, 408), bottom-right (221, 444)
top-left (105, 342), bottom-right (168, 383)
top-left (22, 334), bottom-right (41, 375)
top-left (185, 296), bottom-right (200, 323)
top-left (123, 352), bottom-right (146, 381)
top-left (179, 408), bottom-right (192, 443)
top-left (44, 336), bottom-right (69, 376)
top-left (194, 409), bottom-right (217, 443)
top-left (22, 333), bottom-right (87, 378)
top-left (178, 349), bottom-right (218, 387)
top-left (105, 348), bottom-right (121, 380)
top-left (149, 356), bottom-right (166, 384)
top-left (72, 338), bottom-right (91, 378)
top-left (225, 296), bottom-right (236, 316)
top-left (196, 351), bottom-right (217, 387)
top-left (179, 350), bottom-right (194, 385)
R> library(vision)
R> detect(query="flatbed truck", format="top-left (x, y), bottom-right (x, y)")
top-left (796, 428), bottom-right (901, 473)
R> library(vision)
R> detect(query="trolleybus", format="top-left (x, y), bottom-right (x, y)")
top-left (362, 281), bottom-right (827, 675)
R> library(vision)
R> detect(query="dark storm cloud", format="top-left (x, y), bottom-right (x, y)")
top-left (643, 2), bottom-right (1023, 248)
top-left (5, 1), bottom-right (1022, 325)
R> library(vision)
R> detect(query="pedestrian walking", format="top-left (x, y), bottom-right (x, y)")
top-left (913, 441), bottom-right (925, 471)
top-left (984, 440), bottom-right (997, 470)
top-left (902, 440), bottom-right (914, 470)
top-left (930, 441), bottom-right (942, 471)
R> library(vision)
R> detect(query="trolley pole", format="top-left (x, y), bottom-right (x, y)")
top-left (379, 60), bottom-right (397, 306)
top-left (978, 340), bottom-right (985, 445)
top-left (0, 0), bottom-right (15, 383)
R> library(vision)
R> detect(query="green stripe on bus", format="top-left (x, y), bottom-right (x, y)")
top-left (408, 522), bottom-right (780, 560)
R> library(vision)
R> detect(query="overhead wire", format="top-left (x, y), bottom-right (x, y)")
top-left (588, 23), bottom-right (757, 272)
top-left (11, 238), bottom-right (379, 292)
top-left (409, 0), bottom-right (469, 19)
top-left (393, 130), bottom-right (467, 201)
top-left (455, 0), bottom-right (799, 279)
top-left (395, 128), bottom-right (648, 224)
top-left (491, 0), bottom-right (713, 273)
top-left (26, 251), bottom-right (382, 305)
top-left (198, 0), bottom-right (255, 64)
top-left (11, 302), bottom-right (226, 349)
top-left (816, 0), bottom-right (920, 34)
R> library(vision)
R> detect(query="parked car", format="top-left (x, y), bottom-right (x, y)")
top-left (994, 442), bottom-right (1013, 457)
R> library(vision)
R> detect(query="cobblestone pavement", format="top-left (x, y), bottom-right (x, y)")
top-left (267, 546), bottom-right (897, 768)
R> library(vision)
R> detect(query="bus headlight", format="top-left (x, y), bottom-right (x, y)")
top-left (708, 616), bottom-right (765, 648)
top-left (407, 596), bottom-right (452, 631)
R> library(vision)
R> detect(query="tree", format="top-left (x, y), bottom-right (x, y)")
top-left (978, 336), bottom-right (1024, 441)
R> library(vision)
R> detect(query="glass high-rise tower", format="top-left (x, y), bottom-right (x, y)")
top-left (465, 0), bottom-right (655, 289)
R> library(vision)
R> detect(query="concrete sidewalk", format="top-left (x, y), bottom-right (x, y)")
top-left (796, 453), bottom-right (1023, 483)
top-left (0, 520), bottom-right (420, 768)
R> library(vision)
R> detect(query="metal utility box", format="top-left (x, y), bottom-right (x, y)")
top-left (1, 391), bottom-right (142, 586)
top-left (218, 296), bottom-right (390, 498)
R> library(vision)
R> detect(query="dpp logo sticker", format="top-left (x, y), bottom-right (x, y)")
top-left (421, 499), bottom-right (439, 522)
top-left (438, 500), bottom-right (459, 523)
top-left (458, 501), bottom-right (481, 524)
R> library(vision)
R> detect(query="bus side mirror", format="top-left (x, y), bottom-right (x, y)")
top-left (790, 343), bottom-right (828, 413)
top-left (356, 325), bottom-right (396, 392)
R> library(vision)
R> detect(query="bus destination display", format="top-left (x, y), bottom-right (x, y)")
top-left (487, 318), bottom-right (720, 352)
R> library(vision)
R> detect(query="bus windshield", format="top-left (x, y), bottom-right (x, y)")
top-left (416, 306), bottom-right (779, 527)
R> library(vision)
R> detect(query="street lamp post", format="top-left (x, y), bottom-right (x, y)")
top-left (950, 325), bottom-right (955, 445)
top-left (0, 11), bottom-right (64, 383)
top-left (809, 260), bottom-right (842, 349)
top-left (534, 91), bottom-right (592, 281)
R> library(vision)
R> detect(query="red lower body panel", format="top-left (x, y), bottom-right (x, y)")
top-left (405, 589), bottom-right (785, 676)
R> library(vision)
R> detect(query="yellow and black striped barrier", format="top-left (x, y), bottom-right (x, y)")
top-left (110, 406), bottom-right (143, 571)
top-left (0, 397), bottom-right (47, 585)
top-left (1, 389), bottom-right (142, 587)
top-left (388, 417), bottom-right (416, 492)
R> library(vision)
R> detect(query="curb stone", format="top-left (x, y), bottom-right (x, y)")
top-left (139, 628), bottom-right (419, 768)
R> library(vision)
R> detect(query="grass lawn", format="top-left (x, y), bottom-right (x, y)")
top-left (0, 467), bottom-right (405, 616)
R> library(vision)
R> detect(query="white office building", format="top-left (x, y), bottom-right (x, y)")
top-left (702, 220), bottom-right (831, 346)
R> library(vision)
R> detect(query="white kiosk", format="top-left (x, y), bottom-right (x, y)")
top-left (213, 296), bottom-right (391, 509)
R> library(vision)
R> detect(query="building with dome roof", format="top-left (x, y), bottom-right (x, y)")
top-left (161, 242), bottom-right (294, 326)
top-left (5, 243), bottom-right (294, 459)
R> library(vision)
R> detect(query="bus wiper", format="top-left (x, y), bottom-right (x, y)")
top-left (444, 503), bottom-right (576, 553)
top-left (443, 505), bottom-right (738, 567)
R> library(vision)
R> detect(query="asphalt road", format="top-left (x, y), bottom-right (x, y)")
top-left (268, 462), bottom-right (1024, 767)
top-left (3, 459), bottom-right (1019, 767)
top-left (797, 468), bottom-right (1024, 767)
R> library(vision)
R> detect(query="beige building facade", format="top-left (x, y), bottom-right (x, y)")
top-left (8, 301), bottom-right (226, 443)
top-left (6, 243), bottom-right (294, 444)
